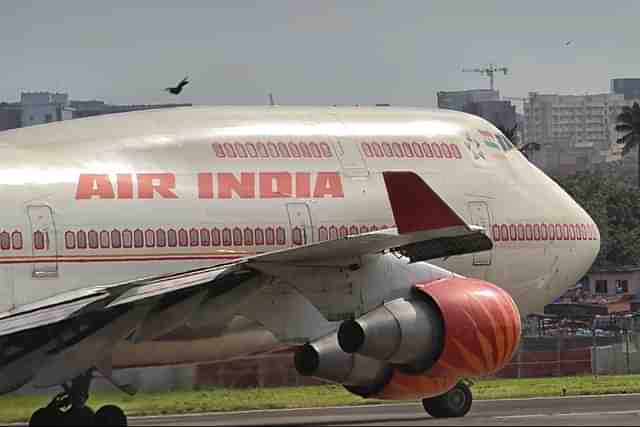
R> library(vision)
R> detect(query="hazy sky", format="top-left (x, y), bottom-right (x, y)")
top-left (1, 1), bottom-right (638, 107)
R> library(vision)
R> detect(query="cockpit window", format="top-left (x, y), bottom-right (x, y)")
top-left (496, 133), bottom-right (515, 151)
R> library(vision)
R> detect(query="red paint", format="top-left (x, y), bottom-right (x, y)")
top-left (415, 277), bottom-right (521, 378)
top-left (260, 172), bottom-right (292, 198)
top-left (138, 173), bottom-right (178, 199)
top-left (76, 174), bottom-right (115, 199)
top-left (314, 172), bottom-right (344, 198)
top-left (295, 173), bottom-right (311, 198)
top-left (382, 172), bottom-right (464, 234)
top-left (218, 173), bottom-right (255, 199)
top-left (116, 174), bottom-right (134, 199)
top-left (198, 173), bottom-right (214, 199)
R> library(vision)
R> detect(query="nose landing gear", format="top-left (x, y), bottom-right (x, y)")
top-left (28, 370), bottom-right (128, 427)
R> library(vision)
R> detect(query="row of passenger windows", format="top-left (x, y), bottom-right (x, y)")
top-left (492, 223), bottom-right (599, 242)
top-left (61, 224), bottom-right (393, 250)
top-left (0, 231), bottom-right (23, 250)
top-left (212, 142), bottom-right (333, 159)
top-left (63, 227), bottom-right (288, 250)
top-left (361, 142), bottom-right (463, 160)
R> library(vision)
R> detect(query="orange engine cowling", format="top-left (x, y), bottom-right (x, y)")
top-left (339, 277), bottom-right (521, 400)
top-left (414, 277), bottom-right (522, 379)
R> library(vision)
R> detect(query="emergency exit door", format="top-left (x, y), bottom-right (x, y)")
top-left (27, 205), bottom-right (58, 278)
top-left (468, 201), bottom-right (493, 266)
top-left (334, 141), bottom-right (369, 178)
top-left (286, 203), bottom-right (313, 246)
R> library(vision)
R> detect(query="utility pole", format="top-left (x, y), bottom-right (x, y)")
top-left (462, 64), bottom-right (509, 91)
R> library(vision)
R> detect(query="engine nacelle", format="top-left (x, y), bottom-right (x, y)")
top-left (338, 277), bottom-right (521, 379)
top-left (294, 332), bottom-right (392, 394)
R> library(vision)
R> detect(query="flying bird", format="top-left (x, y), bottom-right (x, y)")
top-left (165, 77), bottom-right (189, 95)
top-left (565, 41), bottom-right (573, 46)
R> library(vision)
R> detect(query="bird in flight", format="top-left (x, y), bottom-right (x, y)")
top-left (165, 77), bottom-right (189, 95)
top-left (564, 41), bottom-right (573, 46)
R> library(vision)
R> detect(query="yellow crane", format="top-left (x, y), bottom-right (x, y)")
top-left (462, 64), bottom-right (508, 91)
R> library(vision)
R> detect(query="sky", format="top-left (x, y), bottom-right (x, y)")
top-left (1, 1), bottom-right (638, 108)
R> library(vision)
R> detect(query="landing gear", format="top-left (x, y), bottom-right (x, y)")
top-left (28, 370), bottom-right (128, 426)
top-left (422, 381), bottom-right (473, 418)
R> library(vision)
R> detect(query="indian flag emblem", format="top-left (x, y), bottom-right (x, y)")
top-left (477, 130), bottom-right (502, 150)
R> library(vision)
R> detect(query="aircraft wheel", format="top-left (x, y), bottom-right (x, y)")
top-left (422, 381), bottom-right (472, 418)
top-left (63, 405), bottom-right (95, 426)
top-left (95, 404), bottom-right (128, 426)
top-left (29, 407), bottom-right (63, 426)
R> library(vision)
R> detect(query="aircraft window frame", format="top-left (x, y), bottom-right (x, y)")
top-left (65, 231), bottom-right (76, 250)
top-left (133, 229), bottom-right (144, 248)
top-left (200, 228), bottom-right (210, 247)
top-left (211, 228), bottom-right (221, 246)
top-left (11, 231), bottom-right (22, 250)
top-left (167, 229), bottom-right (177, 247)
top-left (276, 226), bottom-right (286, 245)
top-left (156, 229), bottom-right (167, 248)
top-left (88, 230), bottom-right (99, 249)
top-left (100, 230), bottom-right (111, 248)
top-left (254, 228), bottom-right (264, 245)
top-left (145, 229), bottom-right (155, 248)
top-left (244, 228), bottom-right (254, 246)
top-left (178, 228), bottom-right (189, 247)
top-left (111, 230), bottom-right (122, 248)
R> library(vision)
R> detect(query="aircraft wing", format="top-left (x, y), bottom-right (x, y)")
top-left (0, 171), bottom-right (490, 339)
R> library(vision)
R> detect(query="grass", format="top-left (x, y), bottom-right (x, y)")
top-left (3, 375), bottom-right (640, 423)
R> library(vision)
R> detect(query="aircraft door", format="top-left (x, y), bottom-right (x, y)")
top-left (0, 266), bottom-right (13, 312)
top-left (468, 201), bottom-right (493, 266)
top-left (27, 205), bottom-right (59, 278)
top-left (334, 141), bottom-right (369, 178)
top-left (286, 203), bottom-right (314, 246)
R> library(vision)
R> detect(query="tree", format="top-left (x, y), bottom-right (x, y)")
top-left (554, 168), bottom-right (640, 267)
top-left (615, 102), bottom-right (640, 187)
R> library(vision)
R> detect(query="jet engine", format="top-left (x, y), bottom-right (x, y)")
top-left (339, 277), bottom-right (521, 375)
top-left (295, 277), bottom-right (520, 401)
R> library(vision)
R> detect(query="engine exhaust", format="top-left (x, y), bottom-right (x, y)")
top-left (337, 297), bottom-right (444, 373)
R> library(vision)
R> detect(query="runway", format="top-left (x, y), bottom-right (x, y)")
top-left (130, 394), bottom-right (640, 426)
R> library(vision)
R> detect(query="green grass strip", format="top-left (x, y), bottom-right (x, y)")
top-left (3, 375), bottom-right (640, 423)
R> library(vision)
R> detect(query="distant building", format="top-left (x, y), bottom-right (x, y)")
top-left (20, 92), bottom-right (74, 127)
top-left (437, 89), bottom-right (499, 111)
top-left (437, 89), bottom-right (516, 135)
top-left (523, 92), bottom-right (629, 175)
top-left (587, 265), bottom-right (640, 298)
top-left (611, 78), bottom-right (640, 100)
top-left (463, 100), bottom-right (517, 131)
top-left (0, 103), bottom-right (21, 131)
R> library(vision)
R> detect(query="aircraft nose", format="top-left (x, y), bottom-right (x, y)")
top-left (589, 220), bottom-right (601, 266)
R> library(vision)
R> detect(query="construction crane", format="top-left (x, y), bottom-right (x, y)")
top-left (462, 64), bottom-right (508, 91)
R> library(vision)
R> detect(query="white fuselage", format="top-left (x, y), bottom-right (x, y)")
top-left (0, 106), bottom-right (599, 366)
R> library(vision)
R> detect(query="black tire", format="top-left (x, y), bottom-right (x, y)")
top-left (29, 407), bottom-right (62, 426)
top-left (422, 382), bottom-right (472, 418)
top-left (64, 405), bottom-right (95, 426)
top-left (95, 405), bottom-right (128, 427)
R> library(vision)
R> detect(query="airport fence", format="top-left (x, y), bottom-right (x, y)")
top-left (194, 334), bottom-right (640, 388)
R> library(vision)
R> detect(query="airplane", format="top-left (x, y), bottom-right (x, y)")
top-left (0, 106), bottom-right (599, 426)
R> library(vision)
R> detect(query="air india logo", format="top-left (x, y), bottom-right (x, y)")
top-left (464, 132), bottom-right (486, 160)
